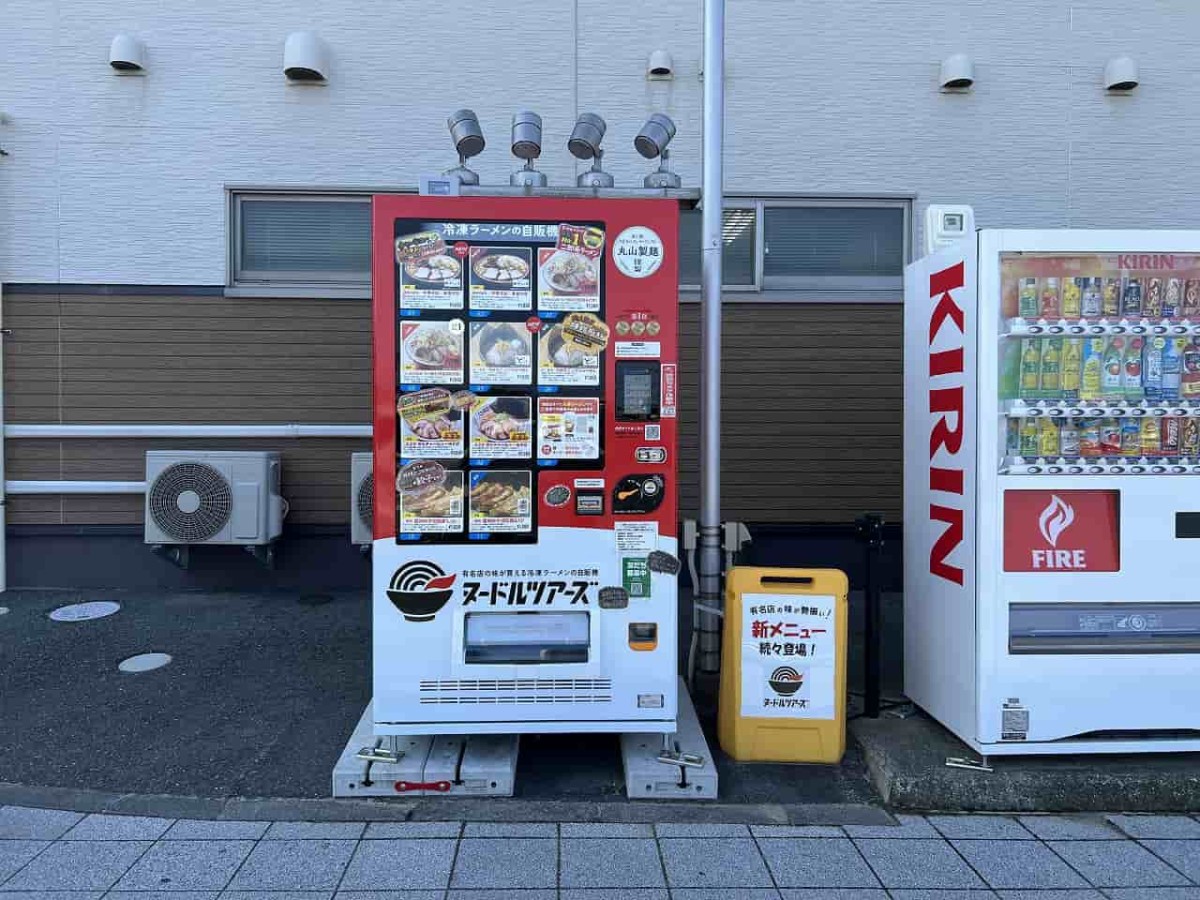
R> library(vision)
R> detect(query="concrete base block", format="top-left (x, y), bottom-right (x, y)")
top-left (621, 679), bottom-right (718, 800)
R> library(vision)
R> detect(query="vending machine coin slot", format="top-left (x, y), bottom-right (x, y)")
top-left (575, 488), bottom-right (605, 516)
top-left (615, 361), bottom-right (661, 421)
top-left (628, 622), bottom-right (658, 651)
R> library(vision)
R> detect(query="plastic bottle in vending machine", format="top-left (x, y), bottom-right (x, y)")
top-left (1100, 418), bottom-right (1123, 455)
top-left (1164, 278), bottom-right (1183, 319)
top-left (1183, 340), bottom-right (1200, 401)
top-left (1102, 278), bottom-right (1122, 317)
top-left (1040, 338), bottom-right (1063, 396)
top-left (1140, 417), bottom-right (1160, 456)
top-left (1123, 337), bottom-right (1144, 403)
top-left (1039, 417), bottom-right (1061, 458)
top-left (1163, 337), bottom-right (1183, 402)
top-left (1020, 339), bottom-right (1041, 398)
top-left (1144, 277), bottom-right (1164, 318)
top-left (1184, 280), bottom-right (1200, 320)
top-left (1120, 418), bottom-right (1141, 456)
top-left (1018, 277), bottom-right (1040, 319)
top-left (1062, 277), bottom-right (1082, 318)
top-left (1102, 337), bottom-right (1125, 399)
top-left (1062, 338), bottom-right (1083, 398)
top-left (1081, 277), bottom-right (1103, 318)
top-left (1161, 417), bottom-right (1181, 457)
top-left (1122, 277), bottom-right (1144, 317)
top-left (1079, 418), bottom-right (1102, 457)
top-left (1081, 338), bottom-right (1106, 402)
top-left (1041, 278), bottom-right (1061, 318)
top-left (1182, 417), bottom-right (1200, 457)
top-left (1060, 418), bottom-right (1081, 457)
top-left (1019, 417), bottom-right (1040, 457)
top-left (1143, 336), bottom-right (1165, 403)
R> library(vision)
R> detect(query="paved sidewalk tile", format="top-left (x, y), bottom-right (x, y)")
top-left (1, 839), bottom-right (152, 891)
top-left (560, 837), bottom-right (665, 889)
top-left (953, 839), bottom-right (1090, 890)
top-left (1016, 816), bottom-right (1123, 841)
top-left (659, 837), bottom-right (773, 889)
top-left (751, 825), bottom-right (844, 838)
top-left (781, 891), bottom-right (888, 900)
top-left (0, 807), bottom-right (83, 840)
top-left (462, 822), bottom-right (556, 837)
top-left (339, 838), bottom-right (456, 890)
top-left (223, 892), bottom-right (333, 900)
top-left (0, 893), bottom-right (104, 900)
top-left (561, 823), bottom-right (654, 838)
top-left (1141, 840), bottom-right (1200, 882)
top-left (339, 892), bottom-right (443, 900)
top-left (113, 839), bottom-right (254, 891)
top-left (560, 891), bottom-right (669, 900)
top-left (227, 839), bottom-right (357, 891)
top-left (450, 838), bottom-right (557, 890)
top-left (0, 840), bottom-right (49, 882)
top-left (63, 813), bottom-right (175, 841)
top-left (889, 892), bottom-right (999, 899)
top-left (1105, 889), bottom-right (1200, 899)
top-left (108, 893), bottom-right (220, 900)
top-left (1109, 815), bottom-right (1200, 839)
top-left (853, 838), bottom-right (987, 890)
top-left (656, 823), bottom-right (750, 837)
top-left (362, 822), bottom-right (461, 838)
top-left (670, 892), bottom-right (779, 900)
top-left (263, 821), bottom-right (367, 839)
top-left (758, 838), bottom-right (880, 889)
top-left (927, 815), bottom-right (1034, 840)
top-left (995, 891), bottom-right (1107, 899)
top-left (843, 815), bottom-right (937, 839)
top-left (164, 820), bottom-right (269, 840)
top-left (1048, 839), bottom-right (1191, 888)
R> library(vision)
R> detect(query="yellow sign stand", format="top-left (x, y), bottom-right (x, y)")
top-left (718, 567), bottom-right (850, 763)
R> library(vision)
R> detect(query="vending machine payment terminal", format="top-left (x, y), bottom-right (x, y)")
top-left (371, 196), bottom-right (680, 735)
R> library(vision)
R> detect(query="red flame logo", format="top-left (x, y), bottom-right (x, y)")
top-left (1038, 494), bottom-right (1075, 547)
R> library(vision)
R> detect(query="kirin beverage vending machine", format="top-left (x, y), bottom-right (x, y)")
top-left (905, 220), bottom-right (1200, 755)
top-left (371, 195), bottom-right (680, 737)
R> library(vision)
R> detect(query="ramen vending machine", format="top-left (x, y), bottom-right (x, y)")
top-left (905, 221), bottom-right (1200, 755)
top-left (371, 195), bottom-right (680, 736)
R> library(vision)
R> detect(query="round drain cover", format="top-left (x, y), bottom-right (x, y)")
top-left (118, 653), bottom-right (172, 673)
top-left (49, 601), bottom-right (121, 622)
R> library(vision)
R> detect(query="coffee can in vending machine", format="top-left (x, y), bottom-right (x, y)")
top-left (1164, 278), bottom-right (1182, 318)
top-left (1122, 277), bottom-right (1144, 318)
top-left (1161, 417), bottom-right (1181, 456)
top-left (1145, 277), bottom-right (1164, 318)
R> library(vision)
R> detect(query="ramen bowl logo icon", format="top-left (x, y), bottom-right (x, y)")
top-left (387, 561), bottom-right (456, 622)
top-left (768, 666), bottom-right (804, 696)
top-left (1038, 494), bottom-right (1075, 547)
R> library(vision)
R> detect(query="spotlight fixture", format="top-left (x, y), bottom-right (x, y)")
top-left (634, 113), bottom-right (680, 189)
top-left (509, 110), bottom-right (547, 188)
top-left (569, 113), bottom-right (613, 188)
top-left (1104, 56), bottom-right (1139, 92)
top-left (939, 53), bottom-right (974, 90)
top-left (109, 34), bottom-right (146, 73)
top-left (445, 109), bottom-right (485, 186)
top-left (283, 32), bottom-right (329, 83)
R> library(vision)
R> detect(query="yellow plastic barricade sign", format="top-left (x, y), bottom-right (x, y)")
top-left (718, 567), bottom-right (849, 764)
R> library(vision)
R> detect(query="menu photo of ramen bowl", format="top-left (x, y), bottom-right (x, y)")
top-left (469, 395), bottom-right (532, 460)
top-left (538, 248), bottom-right (600, 311)
top-left (470, 322), bottom-right (532, 386)
top-left (400, 320), bottom-right (464, 385)
top-left (469, 246), bottom-right (533, 310)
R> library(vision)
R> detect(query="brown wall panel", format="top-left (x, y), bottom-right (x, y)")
top-left (5, 293), bottom-right (903, 527)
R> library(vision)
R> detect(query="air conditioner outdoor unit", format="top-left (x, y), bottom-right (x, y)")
top-left (144, 450), bottom-right (285, 547)
top-left (351, 452), bottom-right (373, 547)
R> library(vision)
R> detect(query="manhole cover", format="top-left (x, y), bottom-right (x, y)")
top-left (49, 601), bottom-right (121, 622)
top-left (118, 653), bottom-right (172, 673)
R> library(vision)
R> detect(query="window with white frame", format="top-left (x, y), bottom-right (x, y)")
top-left (679, 198), bottom-right (910, 301)
top-left (229, 192), bottom-right (372, 294)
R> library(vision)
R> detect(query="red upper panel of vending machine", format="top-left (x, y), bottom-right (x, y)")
top-left (371, 195), bottom-right (680, 543)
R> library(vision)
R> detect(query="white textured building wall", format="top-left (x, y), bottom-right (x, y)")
top-left (2, 0), bottom-right (1200, 284)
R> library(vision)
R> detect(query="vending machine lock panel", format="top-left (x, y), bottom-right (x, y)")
top-left (615, 361), bottom-right (661, 421)
top-left (613, 474), bottom-right (665, 514)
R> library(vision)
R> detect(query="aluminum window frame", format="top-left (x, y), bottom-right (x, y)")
top-left (679, 195), bottom-right (913, 303)
top-left (227, 189), bottom-right (375, 299)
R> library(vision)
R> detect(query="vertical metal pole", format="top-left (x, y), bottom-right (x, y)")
top-left (696, 0), bottom-right (725, 675)
top-left (0, 283), bottom-right (7, 593)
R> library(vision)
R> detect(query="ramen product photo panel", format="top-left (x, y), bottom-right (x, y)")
top-left (469, 246), bottom-right (533, 311)
top-left (537, 396), bottom-right (601, 461)
top-left (400, 470), bottom-right (465, 534)
top-left (468, 470), bottom-right (533, 533)
top-left (470, 321), bottom-right (533, 386)
top-left (396, 231), bottom-right (465, 311)
top-left (400, 320), bottom-right (465, 386)
top-left (538, 323), bottom-right (601, 387)
top-left (397, 388), bottom-right (465, 460)
top-left (469, 395), bottom-right (533, 460)
top-left (538, 247), bottom-right (601, 312)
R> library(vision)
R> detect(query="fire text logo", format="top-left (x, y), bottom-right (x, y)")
top-left (927, 260), bottom-right (967, 585)
top-left (462, 579), bottom-right (595, 606)
top-left (1032, 494), bottom-right (1084, 569)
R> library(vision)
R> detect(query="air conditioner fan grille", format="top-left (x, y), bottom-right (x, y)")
top-left (356, 473), bottom-right (374, 528)
top-left (148, 462), bottom-right (232, 542)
